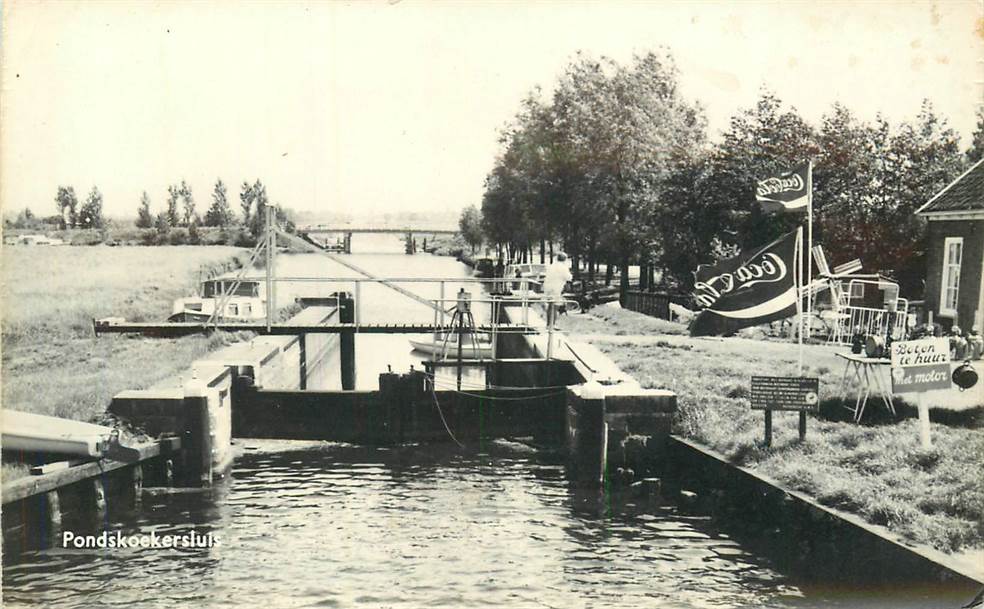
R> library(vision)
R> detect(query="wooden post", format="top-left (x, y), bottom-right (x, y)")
top-left (339, 294), bottom-right (356, 390)
top-left (798, 411), bottom-right (807, 441)
top-left (182, 379), bottom-right (212, 487)
top-left (299, 333), bottom-right (307, 390)
top-left (918, 395), bottom-right (932, 449)
top-left (162, 458), bottom-right (174, 486)
top-left (764, 410), bottom-right (773, 447)
top-left (92, 477), bottom-right (107, 519)
top-left (130, 465), bottom-right (144, 507)
top-left (43, 490), bottom-right (62, 532)
top-left (575, 382), bottom-right (607, 487)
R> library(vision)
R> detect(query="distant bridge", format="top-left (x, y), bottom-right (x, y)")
top-left (298, 226), bottom-right (458, 235)
top-left (297, 225), bottom-right (458, 254)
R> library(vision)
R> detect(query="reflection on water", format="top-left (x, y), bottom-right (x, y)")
top-left (4, 441), bottom-right (964, 608)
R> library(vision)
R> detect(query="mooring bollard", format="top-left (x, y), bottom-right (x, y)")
top-left (182, 378), bottom-right (212, 487)
top-left (574, 381), bottom-right (607, 487)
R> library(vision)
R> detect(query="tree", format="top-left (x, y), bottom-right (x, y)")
top-left (179, 179), bottom-right (196, 226)
top-left (248, 179), bottom-right (269, 237)
top-left (548, 51), bottom-right (707, 297)
top-left (204, 178), bottom-right (233, 227)
top-left (78, 186), bottom-right (104, 229)
top-left (966, 107), bottom-right (984, 164)
top-left (166, 185), bottom-right (180, 226)
top-left (136, 191), bottom-right (154, 228)
top-left (239, 181), bottom-right (255, 226)
top-left (188, 218), bottom-right (201, 244)
top-left (458, 205), bottom-right (483, 253)
top-left (12, 207), bottom-right (37, 229)
top-left (154, 211), bottom-right (171, 242)
top-left (55, 186), bottom-right (79, 229)
top-left (697, 92), bottom-right (819, 254)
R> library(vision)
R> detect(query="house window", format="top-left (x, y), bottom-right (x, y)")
top-left (940, 237), bottom-right (962, 316)
top-left (228, 304), bottom-right (239, 316)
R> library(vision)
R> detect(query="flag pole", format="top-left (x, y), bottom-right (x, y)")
top-left (806, 160), bottom-right (814, 341)
top-left (796, 224), bottom-right (808, 441)
top-left (796, 225), bottom-right (804, 375)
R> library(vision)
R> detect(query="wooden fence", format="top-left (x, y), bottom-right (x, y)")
top-left (621, 290), bottom-right (671, 320)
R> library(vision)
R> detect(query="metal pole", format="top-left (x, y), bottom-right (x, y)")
top-left (354, 280), bottom-right (361, 330)
top-left (457, 295), bottom-right (465, 391)
top-left (522, 279), bottom-right (529, 326)
top-left (265, 206), bottom-right (274, 332)
top-left (806, 160), bottom-right (814, 340)
top-left (546, 301), bottom-right (555, 359)
top-left (439, 281), bottom-right (446, 327)
top-left (490, 296), bottom-right (498, 360)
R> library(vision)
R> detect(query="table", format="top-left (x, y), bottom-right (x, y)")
top-left (836, 353), bottom-right (897, 422)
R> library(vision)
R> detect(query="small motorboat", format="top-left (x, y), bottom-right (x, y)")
top-left (2, 410), bottom-right (116, 458)
top-left (409, 333), bottom-right (494, 359)
top-left (169, 273), bottom-right (267, 323)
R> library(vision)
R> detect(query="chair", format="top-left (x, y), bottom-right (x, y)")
top-left (810, 245), bottom-right (862, 343)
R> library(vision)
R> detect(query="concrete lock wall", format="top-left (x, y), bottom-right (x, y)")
top-left (109, 307), bottom-right (340, 480)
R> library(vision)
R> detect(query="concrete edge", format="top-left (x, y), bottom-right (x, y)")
top-left (670, 434), bottom-right (984, 586)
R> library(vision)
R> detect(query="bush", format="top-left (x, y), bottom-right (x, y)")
top-left (168, 228), bottom-right (189, 245)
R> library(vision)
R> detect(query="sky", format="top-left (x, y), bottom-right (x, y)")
top-left (1, 1), bottom-right (981, 221)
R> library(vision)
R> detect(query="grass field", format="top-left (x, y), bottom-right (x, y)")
top-left (558, 306), bottom-right (984, 554)
top-left (1, 245), bottom-right (249, 426)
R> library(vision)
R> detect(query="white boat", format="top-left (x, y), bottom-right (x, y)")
top-left (170, 273), bottom-right (268, 322)
top-left (1, 410), bottom-right (115, 458)
top-left (409, 333), bottom-right (494, 359)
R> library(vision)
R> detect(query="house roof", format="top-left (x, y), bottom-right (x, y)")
top-left (915, 158), bottom-right (984, 215)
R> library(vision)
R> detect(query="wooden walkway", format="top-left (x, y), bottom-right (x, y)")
top-left (2, 437), bottom-right (180, 505)
top-left (93, 320), bottom-right (539, 338)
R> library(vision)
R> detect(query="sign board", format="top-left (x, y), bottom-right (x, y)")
top-left (750, 376), bottom-right (820, 411)
top-left (890, 338), bottom-right (951, 394)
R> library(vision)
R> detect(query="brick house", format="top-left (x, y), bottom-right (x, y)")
top-left (914, 158), bottom-right (984, 332)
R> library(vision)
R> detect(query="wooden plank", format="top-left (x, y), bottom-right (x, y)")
top-left (2, 438), bottom-right (180, 505)
top-left (30, 459), bottom-right (89, 475)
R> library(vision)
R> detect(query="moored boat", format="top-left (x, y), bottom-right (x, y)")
top-left (409, 333), bottom-right (494, 359)
top-left (170, 272), bottom-right (268, 322)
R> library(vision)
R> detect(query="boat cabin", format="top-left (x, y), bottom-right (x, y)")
top-left (170, 274), bottom-right (267, 322)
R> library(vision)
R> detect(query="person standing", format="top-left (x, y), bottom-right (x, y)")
top-left (494, 258), bottom-right (505, 293)
top-left (543, 252), bottom-right (572, 323)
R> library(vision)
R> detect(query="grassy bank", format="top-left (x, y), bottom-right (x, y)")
top-left (558, 306), bottom-right (984, 553)
top-left (1, 245), bottom-right (249, 425)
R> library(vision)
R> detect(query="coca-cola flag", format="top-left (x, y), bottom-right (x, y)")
top-left (690, 229), bottom-right (799, 337)
top-left (756, 163), bottom-right (810, 213)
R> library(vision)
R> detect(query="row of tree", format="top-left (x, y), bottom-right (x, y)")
top-left (134, 178), bottom-right (287, 235)
top-left (479, 49), bottom-right (982, 298)
top-left (55, 186), bottom-right (104, 229)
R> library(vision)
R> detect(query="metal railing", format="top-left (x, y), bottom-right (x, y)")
top-left (263, 276), bottom-right (543, 330)
top-left (828, 300), bottom-right (910, 344)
